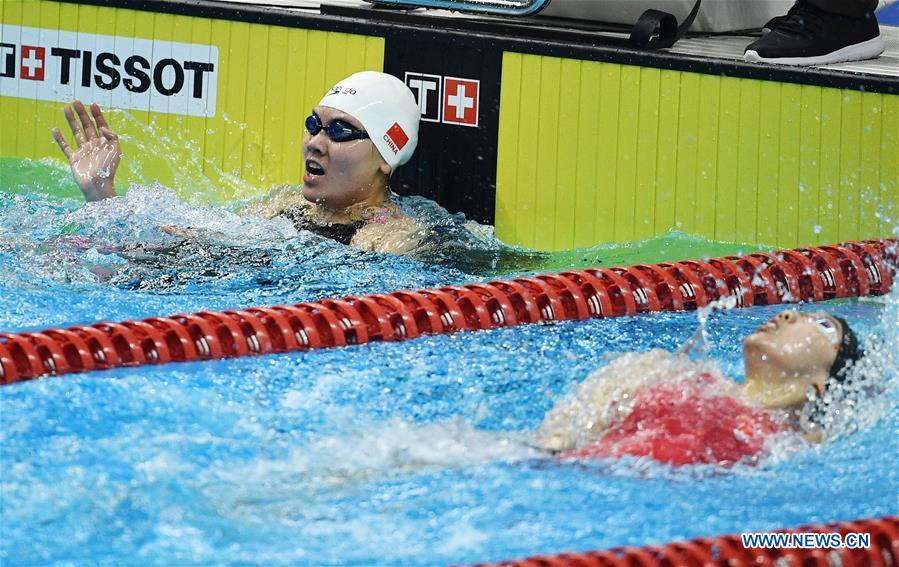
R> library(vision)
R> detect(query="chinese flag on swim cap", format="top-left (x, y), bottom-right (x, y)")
top-left (386, 122), bottom-right (409, 151)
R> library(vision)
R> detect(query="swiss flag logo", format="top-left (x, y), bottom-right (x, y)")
top-left (386, 122), bottom-right (409, 151)
top-left (442, 77), bottom-right (479, 127)
top-left (20, 45), bottom-right (45, 81)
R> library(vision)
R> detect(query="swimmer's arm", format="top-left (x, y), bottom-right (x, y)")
top-left (240, 185), bottom-right (306, 219)
top-left (156, 187), bottom-right (303, 243)
top-left (533, 349), bottom-right (675, 452)
top-left (351, 216), bottom-right (425, 255)
top-left (158, 224), bottom-right (229, 241)
top-left (52, 100), bottom-right (121, 202)
top-left (803, 428), bottom-right (825, 444)
top-left (533, 400), bottom-right (585, 452)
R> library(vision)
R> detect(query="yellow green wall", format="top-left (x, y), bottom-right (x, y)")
top-left (0, 0), bottom-right (384, 202)
top-left (496, 52), bottom-right (899, 251)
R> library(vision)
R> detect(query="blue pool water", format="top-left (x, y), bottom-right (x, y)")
top-left (1, 177), bottom-right (897, 566)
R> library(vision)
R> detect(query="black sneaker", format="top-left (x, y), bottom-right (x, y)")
top-left (761, 0), bottom-right (806, 33)
top-left (745, 3), bottom-right (884, 65)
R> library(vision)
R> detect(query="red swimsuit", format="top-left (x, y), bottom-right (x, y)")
top-left (562, 373), bottom-right (784, 466)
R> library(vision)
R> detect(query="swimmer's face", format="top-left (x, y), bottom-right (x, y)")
top-left (743, 310), bottom-right (842, 400)
top-left (301, 105), bottom-right (391, 210)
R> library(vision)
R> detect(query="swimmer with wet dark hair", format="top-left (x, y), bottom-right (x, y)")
top-left (52, 72), bottom-right (425, 254)
top-left (741, 310), bottom-right (861, 411)
top-left (793, 313), bottom-right (863, 434)
top-left (535, 309), bottom-right (863, 466)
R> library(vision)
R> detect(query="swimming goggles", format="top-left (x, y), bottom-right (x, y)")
top-left (305, 113), bottom-right (369, 143)
top-left (807, 314), bottom-right (840, 345)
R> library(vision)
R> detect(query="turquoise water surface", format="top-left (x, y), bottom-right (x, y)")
top-left (1, 161), bottom-right (897, 566)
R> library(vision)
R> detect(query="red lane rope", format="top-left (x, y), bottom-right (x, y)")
top-left (472, 516), bottom-right (899, 567)
top-left (1, 238), bottom-right (895, 385)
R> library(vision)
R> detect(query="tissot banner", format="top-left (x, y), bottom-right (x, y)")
top-left (0, 25), bottom-right (218, 117)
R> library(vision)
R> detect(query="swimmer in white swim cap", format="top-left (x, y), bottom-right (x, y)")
top-left (53, 71), bottom-right (425, 254)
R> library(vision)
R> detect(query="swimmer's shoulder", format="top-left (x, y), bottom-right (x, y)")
top-left (351, 204), bottom-right (425, 254)
top-left (242, 185), bottom-right (308, 219)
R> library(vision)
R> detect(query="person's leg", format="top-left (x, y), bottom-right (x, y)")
top-left (806, 0), bottom-right (878, 17)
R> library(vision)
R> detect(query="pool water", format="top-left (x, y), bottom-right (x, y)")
top-left (1, 160), bottom-right (897, 566)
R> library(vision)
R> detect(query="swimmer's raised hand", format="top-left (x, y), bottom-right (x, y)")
top-left (52, 100), bottom-right (121, 202)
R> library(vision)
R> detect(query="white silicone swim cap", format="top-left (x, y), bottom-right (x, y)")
top-left (318, 71), bottom-right (421, 172)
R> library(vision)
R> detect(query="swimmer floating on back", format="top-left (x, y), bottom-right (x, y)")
top-left (535, 309), bottom-right (863, 467)
top-left (52, 71), bottom-right (424, 254)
